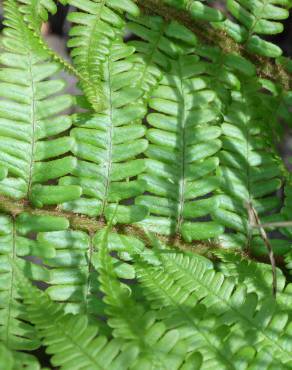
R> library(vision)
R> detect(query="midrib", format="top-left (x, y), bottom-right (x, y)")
top-left (176, 61), bottom-right (187, 233)
top-left (84, 235), bottom-right (94, 313)
top-left (244, 0), bottom-right (270, 44)
top-left (168, 256), bottom-right (292, 360)
top-left (100, 58), bottom-right (114, 214)
top-left (27, 52), bottom-right (37, 196)
top-left (85, 0), bottom-right (106, 79)
top-left (140, 266), bottom-right (235, 370)
top-left (138, 23), bottom-right (167, 93)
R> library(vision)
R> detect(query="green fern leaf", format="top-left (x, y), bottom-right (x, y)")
top-left (0, 344), bottom-right (13, 370)
top-left (0, 0), bottom-right (82, 207)
top-left (127, 14), bottom-right (197, 98)
top-left (212, 0), bottom-right (291, 57)
top-left (94, 227), bottom-right (191, 369)
top-left (213, 78), bottom-right (284, 253)
top-left (162, 0), bottom-right (225, 22)
top-left (0, 213), bottom-right (68, 353)
top-left (136, 52), bottom-right (224, 241)
top-left (60, 39), bottom-right (148, 223)
top-left (135, 253), bottom-right (248, 368)
top-left (37, 229), bottom-right (142, 315)
top-left (163, 0), bottom-right (291, 57)
top-left (214, 250), bottom-right (286, 299)
top-left (67, 0), bottom-right (140, 111)
top-left (17, 275), bottom-right (140, 370)
top-left (0, 167), bottom-right (8, 182)
top-left (136, 249), bottom-right (292, 366)
top-left (18, 0), bottom-right (57, 28)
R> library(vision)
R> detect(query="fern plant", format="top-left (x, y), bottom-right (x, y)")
top-left (0, 0), bottom-right (292, 368)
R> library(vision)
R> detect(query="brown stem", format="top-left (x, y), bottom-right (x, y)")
top-left (252, 221), bottom-right (292, 229)
top-left (246, 201), bottom-right (277, 297)
top-left (0, 195), bottom-right (215, 254)
top-left (0, 195), bottom-right (288, 269)
top-left (137, 0), bottom-right (291, 91)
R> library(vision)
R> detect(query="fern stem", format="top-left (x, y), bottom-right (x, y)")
top-left (0, 195), bottom-right (216, 254)
top-left (137, 0), bottom-right (292, 90)
top-left (246, 202), bottom-right (277, 296)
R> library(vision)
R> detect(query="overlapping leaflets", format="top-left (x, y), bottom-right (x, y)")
top-left (0, 0), bottom-right (81, 206)
top-left (0, 0), bottom-right (291, 368)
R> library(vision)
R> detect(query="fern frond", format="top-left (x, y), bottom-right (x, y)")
top-left (67, 0), bottom-right (140, 111)
top-left (162, 0), bottom-right (291, 58)
top-left (212, 0), bottom-right (291, 57)
top-left (135, 253), bottom-right (247, 368)
top-left (16, 0), bottom-right (81, 79)
top-left (214, 250), bottom-right (286, 299)
top-left (213, 78), bottom-right (284, 253)
top-left (17, 275), bottom-right (140, 370)
top-left (94, 228), bottom-right (191, 369)
top-left (127, 14), bottom-right (197, 99)
top-left (280, 178), bottom-right (292, 238)
top-left (60, 39), bottom-right (148, 223)
top-left (18, 0), bottom-right (57, 29)
top-left (0, 0), bottom-right (82, 207)
top-left (285, 251), bottom-right (292, 274)
top-left (215, 250), bottom-right (292, 313)
top-left (136, 250), bottom-right (292, 366)
top-left (136, 52), bottom-right (224, 241)
top-left (282, 180), bottom-right (292, 275)
top-left (193, 44), bottom-right (256, 93)
top-left (37, 229), bottom-right (141, 315)
top-left (0, 213), bottom-right (68, 353)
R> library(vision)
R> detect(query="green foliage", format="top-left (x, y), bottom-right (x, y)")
top-left (213, 79), bottom-right (284, 253)
top-left (162, 0), bottom-right (292, 57)
top-left (136, 52), bottom-right (224, 240)
top-left (0, 0), bottom-right (292, 368)
top-left (0, 0), bottom-right (81, 206)
top-left (60, 38), bottom-right (148, 222)
top-left (214, 0), bottom-right (291, 57)
top-left (66, 0), bottom-right (139, 110)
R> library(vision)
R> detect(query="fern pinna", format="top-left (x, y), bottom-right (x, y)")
top-left (0, 0), bottom-right (292, 369)
top-left (0, 0), bottom-right (81, 206)
top-left (137, 52), bottom-right (224, 241)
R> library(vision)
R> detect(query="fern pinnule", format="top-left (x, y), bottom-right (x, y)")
top-left (0, 167), bottom-right (8, 182)
top-left (161, 0), bottom-right (225, 22)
